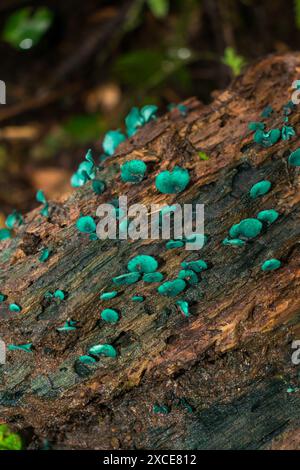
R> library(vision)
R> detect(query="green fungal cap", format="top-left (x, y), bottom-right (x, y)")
top-left (100, 291), bottom-right (118, 300)
top-left (222, 238), bottom-right (245, 247)
top-left (155, 166), bottom-right (190, 194)
top-left (261, 106), bottom-right (273, 118)
top-left (181, 259), bottom-right (207, 273)
top-left (89, 344), bottom-right (117, 358)
top-left (248, 122), bottom-right (265, 132)
top-left (103, 130), bottom-right (126, 156)
top-left (92, 180), bottom-right (106, 195)
top-left (249, 180), bottom-right (271, 199)
top-left (153, 404), bottom-right (170, 415)
top-left (0, 293), bottom-right (7, 302)
top-left (261, 259), bottom-right (281, 271)
top-left (36, 189), bottom-right (47, 204)
top-left (54, 289), bottom-right (65, 300)
top-left (0, 228), bottom-right (11, 241)
top-left (101, 308), bottom-right (119, 324)
top-left (229, 223), bottom-right (241, 238)
top-left (176, 300), bottom-right (190, 317)
top-left (113, 272), bottom-right (141, 285)
top-left (166, 240), bottom-right (184, 249)
top-left (9, 303), bottom-right (22, 313)
top-left (79, 355), bottom-right (96, 364)
top-left (76, 215), bottom-right (96, 233)
top-left (158, 279), bottom-right (186, 297)
top-left (253, 129), bottom-right (280, 147)
top-left (281, 125), bottom-right (296, 140)
top-left (121, 160), bottom-right (147, 183)
top-left (288, 148), bottom-right (300, 166)
top-left (5, 210), bottom-right (23, 229)
top-left (125, 105), bottom-right (157, 136)
top-left (131, 295), bottom-right (144, 302)
top-left (127, 255), bottom-right (158, 273)
top-left (178, 269), bottom-right (199, 286)
top-left (57, 320), bottom-right (77, 332)
top-left (39, 248), bottom-right (51, 262)
top-left (257, 209), bottom-right (279, 224)
top-left (8, 343), bottom-right (32, 352)
top-left (142, 272), bottom-right (164, 283)
top-left (238, 218), bottom-right (263, 238)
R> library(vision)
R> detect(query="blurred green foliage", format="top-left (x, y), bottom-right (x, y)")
top-left (221, 47), bottom-right (246, 76)
top-left (3, 7), bottom-right (53, 50)
top-left (295, 0), bottom-right (300, 29)
top-left (147, 0), bottom-right (169, 18)
top-left (0, 424), bottom-right (22, 450)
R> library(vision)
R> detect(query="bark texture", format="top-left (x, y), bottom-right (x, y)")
top-left (0, 53), bottom-right (300, 450)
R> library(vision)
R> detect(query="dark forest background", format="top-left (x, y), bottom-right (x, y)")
top-left (0, 0), bottom-right (299, 223)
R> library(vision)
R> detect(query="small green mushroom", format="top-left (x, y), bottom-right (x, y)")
top-left (157, 279), bottom-right (186, 297)
top-left (9, 303), bottom-right (22, 313)
top-left (131, 295), bottom-right (144, 302)
top-left (101, 308), bottom-right (119, 324)
top-left (57, 320), bottom-right (77, 332)
top-left (39, 248), bottom-right (51, 263)
top-left (288, 148), bottom-right (300, 166)
top-left (257, 209), bottom-right (279, 224)
top-left (79, 355), bottom-right (97, 364)
top-left (181, 259), bottom-right (207, 273)
top-left (5, 210), bottom-right (23, 229)
top-left (76, 215), bottom-right (96, 234)
top-left (100, 291), bottom-right (118, 300)
top-left (121, 160), bottom-right (147, 183)
top-left (113, 272), bottom-right (141, 285)
top-left (166, 240), bottom-right (184, 249)
top-left (222, 237), bottom-right (245, 246)
top-left (92, 180), bottom-right (106, 195)
top-left (153, 404), bottom-right (170, 415)
top-left (155, 166), bottom-right (190, 194)
top-left (176, 300), bottom-right (190, 317)
top-left (261, 259), bottom-right (281, 271)
top-left (8, 343), bottom-right (32, 352)
top-left (249, 180), bottom-right (271, 199)
top-left (0, 229), bottom-right (11, 241)
top-left (127, 255), bottom-right (158, 273)
top-left (89, 344), bottom-right (117, 358)
top-left (253, 129), bottom-right (280, 147)
top-left (142, 272), bottom-right (164, 283)
top-left (54, 289), bottom-right (65, 300)
top-left (178, 269), bottom-right (199, 286)
top-left (238, 218), bottom-right (263, 238)
top-left (0, 293), bottom-right (7, 302)
top-left (103, 130), bottom-right (126, 156)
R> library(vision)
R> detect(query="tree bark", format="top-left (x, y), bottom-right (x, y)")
top-left (0, 52), bottom-right (300, 450)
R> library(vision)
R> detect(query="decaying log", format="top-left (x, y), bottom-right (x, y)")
top-left (0, 53), bottom-right (300, 450)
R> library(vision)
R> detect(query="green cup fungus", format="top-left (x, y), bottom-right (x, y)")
top-left (157, 279), bottom-right (186, 297)
top-left (155, 166), bottom-right (190, 194)
top-left (100, 308), bottom-right (119, 324)
top-left (121, 160), bottom-right (147, 183)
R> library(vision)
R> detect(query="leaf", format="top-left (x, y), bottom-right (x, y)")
top-left (147, 0), bottom-right (169, 18)
top-left (295, 0), bottom-right (300, 29)
top-left (198, 151), bottom-right (209, 161)
top-left (63, 114), bottom-right (106, 144)
top-left (221, 47), bottom-right (246, 77)
top-left (114, 49), bottom-right (164, 88)
top-left (3, 7), bottom-right (53, 50)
